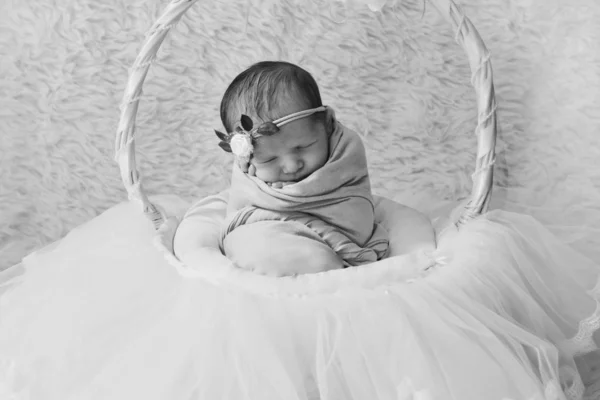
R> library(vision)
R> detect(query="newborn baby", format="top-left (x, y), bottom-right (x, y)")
top-left (186, 61), bottom-right (388, 277)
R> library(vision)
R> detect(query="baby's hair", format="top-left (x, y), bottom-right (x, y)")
top-left (220, 61), bottom-right (323, 133)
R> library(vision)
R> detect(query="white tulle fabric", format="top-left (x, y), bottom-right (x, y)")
top-left (0, 190), bottom-right (599, 400)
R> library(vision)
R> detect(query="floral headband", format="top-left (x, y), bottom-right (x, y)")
top-left (214, 106), bottom-right (328, 163)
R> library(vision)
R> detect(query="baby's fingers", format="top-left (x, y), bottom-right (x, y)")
top-left (236, 157), bottom-right (250, 173)
top-left (248, 164), bottom-right (256, 176)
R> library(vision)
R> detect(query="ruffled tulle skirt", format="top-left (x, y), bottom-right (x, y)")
top-left (1, 192), bottom-right (599, 400)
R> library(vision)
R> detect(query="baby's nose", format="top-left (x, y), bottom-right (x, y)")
top-left (282, 158), bottom-right (303, 174)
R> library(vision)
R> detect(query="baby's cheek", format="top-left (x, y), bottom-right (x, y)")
top-left (306, 150), bottom-right (328, 174)
top-left (253, 165), bottom-right (277, 183)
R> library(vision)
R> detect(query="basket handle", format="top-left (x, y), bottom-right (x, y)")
top-left (115, 0), bottom-right (496, 230)
top-left (114, 0), bottom-right (197, 228)
top-left (427, 0), bottom-right (497, 227)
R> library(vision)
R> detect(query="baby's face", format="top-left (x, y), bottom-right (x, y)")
top-left (251, 117), bottom-right (330, 184)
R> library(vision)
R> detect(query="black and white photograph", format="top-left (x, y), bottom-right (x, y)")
top-left (2, 0), bottom-right (600, 398)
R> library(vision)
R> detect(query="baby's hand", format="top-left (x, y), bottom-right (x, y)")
top-left (237, 158), bottom-right (256, 177)
top-left (267, 181), bottom-right (293, 189)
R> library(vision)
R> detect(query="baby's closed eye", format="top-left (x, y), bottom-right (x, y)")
top-left (256, 157), bottom-right (277, 164)
top-left (299, 141), bottom-right (317, 149)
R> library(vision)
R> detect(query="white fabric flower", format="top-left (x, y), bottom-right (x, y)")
top-left (230, 133), bottom-right (254, 159)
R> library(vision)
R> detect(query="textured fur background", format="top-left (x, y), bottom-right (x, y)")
top-left (2, 0), bottom-right (600, 271)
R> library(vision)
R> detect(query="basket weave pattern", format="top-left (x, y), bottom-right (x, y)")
top-left (114, 0), bottom-right (497, 230)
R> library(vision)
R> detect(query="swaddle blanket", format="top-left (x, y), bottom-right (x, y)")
top-left (221, 117), bottom-right (389, 274)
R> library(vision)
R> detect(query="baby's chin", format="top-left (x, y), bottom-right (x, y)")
top-left (257, 170), bottom-right (313, 185)
top-left (278, 171), bottom-right (315, 184)
top-left (263, 178), bottom-right (301, 185)
top-left (260, 177), bottom-right (302, 186)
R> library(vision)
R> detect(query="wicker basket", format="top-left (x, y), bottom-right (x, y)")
top-left (114, 0), bottom-right (496, 237)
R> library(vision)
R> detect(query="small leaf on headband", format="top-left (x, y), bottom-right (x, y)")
top-left (218, 141), bottom-right (232, 153)
top-left (240, 114), bottom-right (254, 131)
top-left (256, 121), bottom-right (280, 136)
top-left (214, 130), bottom-right (228, 141)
